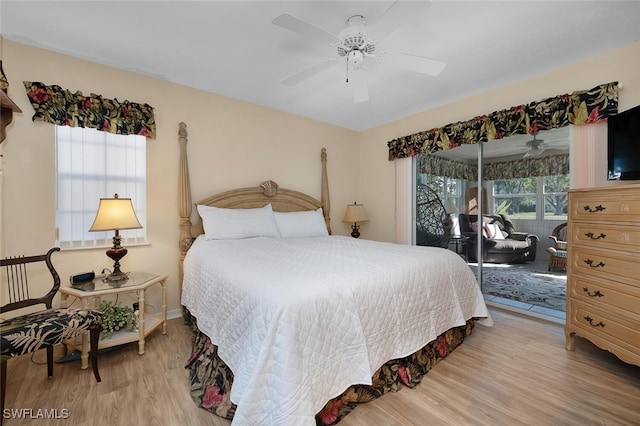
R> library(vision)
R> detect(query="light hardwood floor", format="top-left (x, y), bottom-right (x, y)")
top-left (3, 308), bottom-right (639, 425)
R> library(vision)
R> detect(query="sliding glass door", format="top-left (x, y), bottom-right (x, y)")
top-left (414, 129), bottom-right (570, 310)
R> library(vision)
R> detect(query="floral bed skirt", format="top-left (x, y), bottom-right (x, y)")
top-left (184, 313), bottom-right (476, 425)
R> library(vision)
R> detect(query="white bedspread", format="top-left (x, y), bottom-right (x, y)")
top-left (182, 235), bottom-right (491, 426)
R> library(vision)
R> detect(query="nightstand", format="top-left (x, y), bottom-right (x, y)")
top-left (59, 272), bottom-right (168, 369)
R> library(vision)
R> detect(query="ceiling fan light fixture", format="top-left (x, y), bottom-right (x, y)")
top-left (524, 152), bottom-right (544, 158)
top-left (523, 132), bottom-right (548, 157)
top-left (524, 144), bottom-right (545, 158)
top-left (348, 49), bottom-right (364, 66)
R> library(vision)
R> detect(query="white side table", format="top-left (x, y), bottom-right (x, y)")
top-left (60, 272), bottom-right (168, 369)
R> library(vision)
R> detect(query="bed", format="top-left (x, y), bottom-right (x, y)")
top-left (176, 123), bottom-right (492, 425)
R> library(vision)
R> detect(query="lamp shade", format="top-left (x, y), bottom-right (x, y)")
top-left (445, 199), bottom-right (458, 214)
top-left (342, 203), bottom-right (369, 223)
top-left (89, 194), bottom-right (142, 232)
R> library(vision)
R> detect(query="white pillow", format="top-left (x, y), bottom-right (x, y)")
top-left (486, 222), bottom-right (505, 239)
top-left (197, 204), bottom-right (281, 240)
top-left (273, 208), bottom-right (329, 238)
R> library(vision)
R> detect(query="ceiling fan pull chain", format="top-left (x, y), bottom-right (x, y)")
top-left (346, 57), bottom-right (350, 83)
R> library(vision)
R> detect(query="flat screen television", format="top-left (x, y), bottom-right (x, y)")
top-left (608, 104), bottom-right (640, 180)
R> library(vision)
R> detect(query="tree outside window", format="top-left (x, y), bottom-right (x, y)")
top-left (493, 177), bottom-right (537, 219)
top-left (492, 175), bottom-right (568, 220)
top-left (544, 175), bottom-right (569, 219)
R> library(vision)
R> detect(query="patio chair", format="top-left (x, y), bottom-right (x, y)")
top-left (415, 184), bottom-right (452, 248)
top-left (459, 213), bottom-right (538, 263)
top-left (546, 222), bottom-right (568, 271)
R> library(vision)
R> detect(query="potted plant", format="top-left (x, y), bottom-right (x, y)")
top-left (98, 300), bottom-right (134, 339)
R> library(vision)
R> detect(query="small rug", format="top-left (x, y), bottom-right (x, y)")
top-left (478, 267), bottom-right (566, 312)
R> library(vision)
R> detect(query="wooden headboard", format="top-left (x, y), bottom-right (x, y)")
top-left (177, 122), bottom-right (331, 291)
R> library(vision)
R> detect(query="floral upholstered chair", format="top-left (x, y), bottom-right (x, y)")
top-left (0, 248), bottom-right (103, 420)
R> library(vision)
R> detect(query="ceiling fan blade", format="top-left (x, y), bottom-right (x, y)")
top-left (383, 51), bottom-right (446, 76)
top-left (281, 59), bottom-right (340, 86)
top-left (349, 68), bottom-right (369, 103)
top-left (370, 0), bottom-right (432, 42)
top-left (524, 147), bottom-right (545, 158)
top-left (272, 13), bottom-right (340, 45)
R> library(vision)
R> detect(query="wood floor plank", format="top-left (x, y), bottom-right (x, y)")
top-left (2, 307), bottom-right (639, 425)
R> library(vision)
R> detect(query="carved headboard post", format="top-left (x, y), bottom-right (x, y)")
top-left (178, 122), bottom-right (192, 294)
top-left (177, 131), bottom-right (331, 299)
top-left (321, 147), bottom-right (331, 234)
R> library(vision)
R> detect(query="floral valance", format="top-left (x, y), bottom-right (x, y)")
top-left (418, 155), bottom-right (477, 181)
top-left (23, 81), bottom-right (156, 139)
top-left (388, 82), bottom-right (618, 160)
top-left (417, 153), bottom-right (569, 181)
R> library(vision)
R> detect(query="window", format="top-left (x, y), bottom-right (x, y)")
top-left (417, 174), bottom-right (463, 210)
top-left (55, 126), bottom-right (147, 249)
top-left (492, 177), bottom-right (537, 219)
top-left (492, 175), bottom-right (568, 220)
top-left (543, 175), bottom-right (569, 220)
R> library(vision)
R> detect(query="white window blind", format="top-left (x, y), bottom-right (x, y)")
top-left (55, 126), bottom-right (147, 249)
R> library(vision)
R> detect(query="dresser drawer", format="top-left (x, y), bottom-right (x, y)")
top-left (570, 190), bottom-right (640, 222)
top-left (569, 301), bottom-right (640, 356)
top-left (571, 222), bottom-right (640, 252)
top-left (570, 246), bottom-right (640, 288)
top-left (568, 274), bottom-right (640, 318)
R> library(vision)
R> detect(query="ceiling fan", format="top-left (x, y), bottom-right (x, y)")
top-left (272, 2), bottom-right (446, 103)
top-left (523, 133), bottom-right (549, 158)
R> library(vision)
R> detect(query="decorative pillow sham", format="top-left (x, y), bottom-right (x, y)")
top-left (197, 204), bottom-right (281, 240)
top-left (470, 221), bottom-right (495, 239)
top-left (273, 208), bottom-right (329, 238)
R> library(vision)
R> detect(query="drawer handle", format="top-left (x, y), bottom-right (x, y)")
top-left (584, 232), bottom-right (606, 240)
top-left (582, 287), bottom-right (604, 298)
top-left (583, 204), bottom-right (606, 213)
top-left (584, 259), bottom-right (605, 268)
top-left (584, 316), bottom-right (605, 328)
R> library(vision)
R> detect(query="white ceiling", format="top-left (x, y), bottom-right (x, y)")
top-left (2, 1), bottom-right (640, 131)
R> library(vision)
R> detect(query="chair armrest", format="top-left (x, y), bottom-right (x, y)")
top-left (460, 231), bottom-right (478, 239)
top-left (509, 232), bottom-right (539, 244)
top-left (508, 232), bottom-right (529, 241)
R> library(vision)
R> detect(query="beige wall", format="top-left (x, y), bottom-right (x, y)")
top-left (359, 41), bottom-right (640, 243)
top-left (0, 39), bottom-right (359, 315)
top-left (2, 39), bottom-right (640, 313)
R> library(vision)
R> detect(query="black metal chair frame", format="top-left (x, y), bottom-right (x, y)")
top-left (416, 184), bottom-right (452, 248)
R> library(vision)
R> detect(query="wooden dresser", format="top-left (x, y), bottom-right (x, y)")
top-left (566, 184), bottom-right (640, 366)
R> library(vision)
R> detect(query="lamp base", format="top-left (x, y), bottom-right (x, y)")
top-left (350, 223), bottom-right (361, 239)
top-left (105, 270), bottom-right (129, 283)
top-left (104, 234), bottom-right (130, 282)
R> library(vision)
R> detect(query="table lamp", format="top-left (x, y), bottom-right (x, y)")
top-left (89, 194), bottom-right (142, 282)
top-left (343, 202), bottom-right (369, 238)
top-left (445, 198), bottom-right (459, 237)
